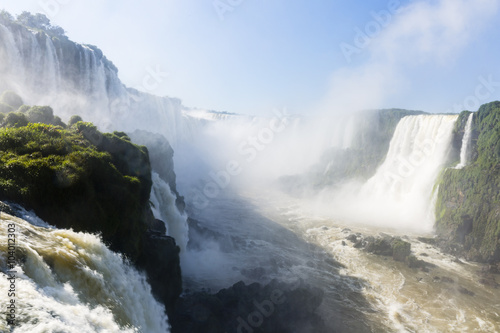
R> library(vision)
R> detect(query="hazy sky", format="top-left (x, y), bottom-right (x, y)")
top-left (2, 0), bottom-right (500, 115)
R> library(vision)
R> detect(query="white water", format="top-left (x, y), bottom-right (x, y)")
top-left (456, 113), bottom-right (474, 169)
top-left (0, 212), bottom-right (170, 333)
top-left (0, 22), bottom-right (203, 147)
top-left (150, 172), bottom-right (189, 252)
top-left (317, 115), bottom-right (457, 232)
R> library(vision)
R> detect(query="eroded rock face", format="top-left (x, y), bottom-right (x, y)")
top-left (435, 102), bottom-right (500, 264)
top-left (0, 123), bottom-right (183, 317)
top-left (171, 279), bottom-right (327, 333)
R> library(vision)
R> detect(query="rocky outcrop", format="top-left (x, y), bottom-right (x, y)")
top-left (435, 101), bottom-right (500, 264)
top-left (129, 129), bottom-right (185, 212)
top-left (0, 119), bottom-right (182, 316)
top-left (170, 279), bottom-right (327, 333)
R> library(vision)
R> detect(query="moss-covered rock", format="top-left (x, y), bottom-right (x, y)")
top-left (392, 239), bottom-right (412, 262)
top-left (435, 101), bottom-right (500, 263)
top-left (0, 122), bottom-right (150, 259)
top-left (0, 119), bottom-right (183, 315)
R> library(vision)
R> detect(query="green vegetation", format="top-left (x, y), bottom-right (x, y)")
top-left (0, 117), bottom-right (152, 260)
top-left (435, 101), bottom-right (500, 263)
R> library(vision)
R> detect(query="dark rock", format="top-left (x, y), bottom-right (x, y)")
top-left (0, 201), bottom-right (16, 216)
top-left (365, 237), bottom-right (393, 256)
top-left (342, 241), bottom-right (347, 246)
top-left (440, 277), bottom-right (455, 284)
top-left (136, 230), bottom-right (182, 317)
top-left (458, 286), bottom-right (475, 296)
top-left (171, 279), bottom-right (328, 333)
top-left (419, 253), bottom-right (429, 257)
top-left (417, 237), bottom-right (437, 245)
top-left (392, 239), bottom-right (411, 262)
top-left (148, 219), bottom-right (167, 235)
top-left (353, 240), bottom-right (364, 248)
top-left (346, 234), bottom-right (358, 243)
top-left (407, 255), bottom-right (426, 269)
top-left (129, 130), bottom-right (186, 212)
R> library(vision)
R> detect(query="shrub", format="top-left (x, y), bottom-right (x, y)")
top-left (0, 91), bottom-right (24, 109)
top-left (4, 112), bottom-right (28, 128)
top-left (68, 115), bottom-right (83, 127)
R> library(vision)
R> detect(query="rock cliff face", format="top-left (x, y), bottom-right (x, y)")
top-left (435, 101), bottom-right (500, 263)
top-left (0, 116), bottom-right (182, 316)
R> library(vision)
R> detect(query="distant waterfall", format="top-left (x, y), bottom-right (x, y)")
top-left (357, 115), bottom-right (457, 231)
top-left (150, 172), bottom-right (189, 252)
top-left (456, 113), bottom-right (474, 169)
top-left (0, 22), bottom-right (202, 147)
top-left (0, 212), bottom-right (170, 333)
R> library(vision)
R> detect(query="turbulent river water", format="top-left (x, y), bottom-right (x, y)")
top-left (183, 186), bottom-right (500, 333)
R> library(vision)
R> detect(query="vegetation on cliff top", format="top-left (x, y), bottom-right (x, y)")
top-left (0, 92), bottom-right (152, 259)
top-left (435, 101), bottom-right (500, 263)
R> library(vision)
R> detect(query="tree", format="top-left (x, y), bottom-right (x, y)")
top-left (4, 112), bottom-right (28, 128)
top-left (0, 91), bottom-right (24, 109)
top-left (26, 106), bottom-right (55, 124)
top-left (16, 12), bottom-right (65, 37)
top-left (0, 10), bottom-right (14, 25)
top-left (68, 115), bottom-right (83, 127)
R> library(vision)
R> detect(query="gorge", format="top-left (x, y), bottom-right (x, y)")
top-left (0, 11), bottom-right (499, 333)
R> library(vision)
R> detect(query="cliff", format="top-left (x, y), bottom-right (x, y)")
top-left (435, 101), bottom-right (500, 264)
top-left (0, 103), bottom-right (182, 315)
top-left (0, 11), bottom-right (199, 145)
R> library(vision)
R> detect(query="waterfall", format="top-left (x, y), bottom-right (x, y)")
top-left (0, 22), bottom-right (203, 147)
top-left (0, 212), bottom-right (170, 333)
top-left (150, 172), bottom-right (189, 252)
top-left (456, 113), bottom-right (474, 169)
top-left (354, 115), bottom-right (458, 231)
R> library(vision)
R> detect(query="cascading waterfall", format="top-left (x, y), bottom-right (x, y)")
top-left (456, 112), bottom-right (474, 169)
top-left (0, 22), bottom-right (202, 147)
top-left (354, 115), bottom-right (458, 231)
top-left (150, 172), bottom-right (189, 252)
top-left (0, 212), bottom-right (170, 333)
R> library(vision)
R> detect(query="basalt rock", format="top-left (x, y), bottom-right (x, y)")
top-left (170, 279), bottom-right (327, 333)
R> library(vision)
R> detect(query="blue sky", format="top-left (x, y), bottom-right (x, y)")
top-left (2, 0), bottom-right (500, 115)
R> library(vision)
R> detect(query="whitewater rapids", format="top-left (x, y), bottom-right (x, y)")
top-left (0, 211), bottom-right (170, 333)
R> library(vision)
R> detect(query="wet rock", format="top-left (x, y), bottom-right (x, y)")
top-left (171, 279), bottom-right (328, 333)
top-left (353, 239), bottom-right (364, 248)
top-left (407, 255), bottom-right (426, 269)
top-left (365, 237), bottom-right (393, 256)
top-left (0, 201), bottom-right (16, 216)
top-left (342, 228), bottom-right (351, 233)
top-left (419, 253), bottom-right (429, 257)
top-left (342, 241), bottom-right (347, 246)
top-left (440, 276), bottom-right (455, 284)
top-left (346, 234), bottom-right (358, 243)
top-left (458, 286), bottom-right (475, 296)
top-left (392, 239), bottom-right (411, 262)
top-left (417, 237), bottom-right (437, 245)
top-left (479, 277), bottom-right (499, 288)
